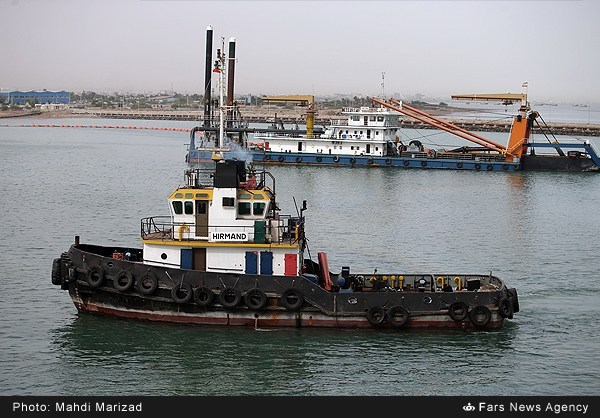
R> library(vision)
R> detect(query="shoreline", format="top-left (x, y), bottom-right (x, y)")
top-left (2, 107), bottom-right (600, 136)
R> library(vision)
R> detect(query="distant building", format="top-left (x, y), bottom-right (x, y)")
top-left (0, 90), bottom-right (70, 105)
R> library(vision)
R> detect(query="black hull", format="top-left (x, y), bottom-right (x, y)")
top-left (521, 155), bottom-right (599, 172)
top-left (53, 244), bottom-right (518, 331)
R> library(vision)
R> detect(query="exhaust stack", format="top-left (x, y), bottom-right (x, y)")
top-left (227, 37), bottom-right (236, 127)
top-left (203, 25), bottom-right (213, 128)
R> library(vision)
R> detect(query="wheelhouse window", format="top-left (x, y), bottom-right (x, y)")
top-left (253, 202), bottom-right (266, 216)
top-left (238, 202), bottom-right (251, 215)
top-left (184, 201), bottom-right (194, 215)
top-left (172, 201), bottom-right (183, 214)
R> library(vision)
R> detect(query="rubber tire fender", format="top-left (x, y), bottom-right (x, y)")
top-left (507, 288), bottom-right (520, 313)
top-left (219, 287), bottom-right (242, 308)
top-left (244, 288), bottom-right (268, 310)
top-left (448, 301), bottom-right (469, 322)
top-left (51, 258), bottom-right (62, 286)
top-left (469, 305), bottom-right (491, 327)
top-left (137, 272), bottom-right (158, 295)
top-left (171, 282), bottom-right (193, 304)
top-left (86, 265), bottom-right (105, 288)
top-left (280, 288), bottom-right (304, 310)
top-left (193, 286), bottom-right (214, 307)
top-left (366, 306), bottom-right (386, 326)
top-left (387, 305), bottom-right (410, 328)
top-left (113, 270), bottom-right (134, 292)
top-left (497, 297), bottom-right (514, 318)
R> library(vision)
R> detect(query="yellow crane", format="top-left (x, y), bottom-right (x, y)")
top-left (261, 95), bottom-right (316, 138)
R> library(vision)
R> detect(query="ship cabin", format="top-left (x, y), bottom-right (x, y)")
top-left (140, 159), bottom-right (304, 277)
top-left (253, 106), bottom-right (402, 157)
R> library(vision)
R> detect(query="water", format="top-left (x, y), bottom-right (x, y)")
top-left (1, 118), bottom-right (600, 396)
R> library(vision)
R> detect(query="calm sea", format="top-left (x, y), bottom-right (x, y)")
top-left (1, 114), bottom-right (599, 396)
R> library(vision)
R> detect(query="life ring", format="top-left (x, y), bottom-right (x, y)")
top-left (316, 156), bottom-right (322, 162)
top-left (487, 164), bottom-right (494, 171)
top-left (497, 297), bottom-right (513, 318)
top-left (51, 258), bottom-right (62, 286)
top-left (474, 163), bottom-right (481, 170)
top-left (387, 305), bottom-right (409, 328)
top-left (278, 155), bottom-right (285, 162)
top-left (349, 157), bottom-right (356, 164)
top-left (469, 305), bottom-right (491, 327)
top-left (244, 288), bottom-right (268, 310)
top-left (295, 156), bottom-right (302, 163)
top-left (265, 154), bottom-right (271, 161)
top-left (502, 163), bottom-right (509, 171)
top-left (219, 287), bottom-right (242, 308)
top-left (448, 301), bottom-right (468, 321)
top-left (280, 288), bottom-right (304, 310)
top-left (113, 270), bottom-right (134, 292)
top-left (507, 288), bottom-right (520, 313)
top-left (366, 306), bottom-right (386, 326)
top-left (193, 286), bottom-right (214, 307)
top-left (178, 224), bottom-right (190, 241)
top-left (367, 157), bottom-right (374, 165)
top-left (456, 162), bottom-right (463, 169)
top-left (137, 272), bottom-right (158, 295)
top-left (333, 155), bottom-right (340, 163)
top-left (86, 265), bottom-right (105, 288)
top-left (386, 158), bottom-right (392, 165)
top-left (171, 282), bottom-right (193, 304)
top-left (403, 160), bottom-right (409, 167)
top-left (421, 161), bottom-right (427, 167)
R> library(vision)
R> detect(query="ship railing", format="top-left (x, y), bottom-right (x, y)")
top-left (140, 215), bottom-right (302, 245)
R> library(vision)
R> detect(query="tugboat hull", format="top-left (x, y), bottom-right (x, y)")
top-left (54, 244), bottom-right (518, 331)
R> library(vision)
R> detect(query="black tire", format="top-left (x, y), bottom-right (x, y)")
top-left (219, 287), bottom-right (242, 308)
top-left (474, 163), bottom-right (481, 171)
top-left (86, 265), bottom-right (105, 288)
top-left (244, 288), bottom-right (268, 310)
top-left (497, 297), bottom-right (513, 318)
top-left (367, 157), bottom-right (374, 165)
top-left (333, 156), bottom-right (340, 163)
top-left (193, 286), bottom-right (214, 307)
top-left (113, 270), bottom-right (134, 292)
top-left (51, 258), bottom-right (62, 285)
top-left (502, 164), bottom-right (509, 171)
top-left (507, 288), bottom-right (520, 313)
top-left (280, 288), bottom-right (304, 310)
top-left (137, 272), bottom-right (158, 295)
top-left (349, 157), bottom-right (356, 164)
top-left (316, 156), bottom-right (322, 162)
top-left (265, 154), bottom-right (271, 161)
top-left (448, 301), bottom-right (468, 322)
top-left (457, 162), bottom-right (463, 169)
top-left (469, 305), bottom-right (491, 327)
top-left (386, 158), bottom-right (392, 165)
top-left (487, 164), bottom-right (494, 171)
top-left (403, 160), bottom-right (409, 167)
top-left (366, 306), bottom-right (386, 326)
top-left (387, 305), bottom-right (409, 328)
top-left (278, 155), bottom-right (284, 162)
top-left (295, 156), bottom-right (302, 162)
top-left (421, 161), bottom-right (427, 167)
top-left (171, 282), bottom-right (193, 304)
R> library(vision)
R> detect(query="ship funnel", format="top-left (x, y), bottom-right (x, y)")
top-left (227, 37), bottom-right (236, 127)
top-left (203, 25), bottom-right (213, 128)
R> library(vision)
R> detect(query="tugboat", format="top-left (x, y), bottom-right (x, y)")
top-left (51, 153), bottom-right (520, 330)
top-left (51, 33), bottom-right (520, 331)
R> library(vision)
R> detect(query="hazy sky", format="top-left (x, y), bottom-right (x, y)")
top-left (2, 0), bottom-right (599, 104)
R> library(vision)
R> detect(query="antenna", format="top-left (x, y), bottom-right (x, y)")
top-left (380, 72), bottom-right (385, 98)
